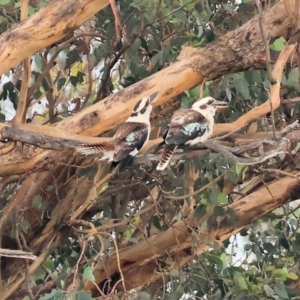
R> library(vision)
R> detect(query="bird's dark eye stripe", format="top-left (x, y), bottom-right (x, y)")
top-left (200, 104), bottom-right (207, 109)
top-left (140, 105), bottom-right (147, 114)
top-left (207, 100), bottom-right (214, 105)
top-left (133, 99), bottom-right (142, 112)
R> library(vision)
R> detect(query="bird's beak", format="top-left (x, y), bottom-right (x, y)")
top-left (148, 91), bottom-right (159, 103)
top-left (212, 100), bottom-right (229, 109)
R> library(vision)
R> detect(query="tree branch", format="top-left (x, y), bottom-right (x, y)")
top-left (0, 0), bottom-right (110, 75)
top-left (12, 0), bottom-right (31, 125)
top-left (0, 248), bottom-right (36, 260)
top-left (84, 175), bottom-right (300, 296)
top-left (2, 120), bottom-right (299, 168)
top-left (0, 126), bottom-right (83, 150)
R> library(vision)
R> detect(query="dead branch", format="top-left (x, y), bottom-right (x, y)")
top-left (0, 126), bottom-right (82, 150)
top-left (0, 249), bottom-right (37, 260)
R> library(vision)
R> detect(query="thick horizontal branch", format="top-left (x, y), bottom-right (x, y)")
top-left (0, 0), bottom-right (109, 74)
top-left (0, 126), bottom-right (81, 150)
top-left (85, 175), bottom-right (300, 295)
top-left (2, 120), bottom-right (300, 166)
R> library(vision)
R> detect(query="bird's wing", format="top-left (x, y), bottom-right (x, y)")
top-left (165, 109), bottom-right (208, 145)
top-left (113, 122), bottom-right (149, 161)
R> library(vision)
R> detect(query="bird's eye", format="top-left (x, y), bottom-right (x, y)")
top-left (207, 100), bottom-right (214, 105)
top-left (133, 99), bottom-right (142, 112)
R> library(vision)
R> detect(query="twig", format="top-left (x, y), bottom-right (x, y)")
top-left (1, 237), bottom-right (54, 300)
top-left (80, 44), bottom-right (93, 109)
top-left (203, 139), bottom-right (286, 166)
top-left (282, 97), bottom-right (300, 104)
top-left (267, 202), bottom-right (300, 218)
top-left (259, 175), bottom-right (277, 204)
top-left (154, 0), bottom-right (163, 20)
top-left (255, 0), bottom-right (273, 82)
top-left (255, 0), bottom-right (277, 141)
top-left (72, 240), bottom-right (86, 287)
top-left (111, 236), bottom-right (126, 294)
top-left (160, 167), bottom-right (234, 200)
top-left (13, 0), bottom-right (31, 125)
top-left (109, 0), bottom-right (122, 42)
top-left (95, 43), bottom-right (131, 102)
top-left (199, 77), bottom-right (207, 99)
top-left (0, 248), bottom-right (37, 260)
top-left (27, 33), bottom-right (107, 100)
top-left (212, 125), bottom-right (245, 141)
top-left (259, 168), bottom-right (300, 180)
top-left (146, 0), bottom-right (195, 26)
top-left (6, 280), bottom-right (56, 300)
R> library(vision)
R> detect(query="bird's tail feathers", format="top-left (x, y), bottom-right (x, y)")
top-left (156, 145), bottom-right (177, 171)
top-left (75, 142), bottom-right (114, 156)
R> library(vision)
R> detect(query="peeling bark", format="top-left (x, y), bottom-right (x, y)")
top-left (0, 0), bottom-right (109, 74)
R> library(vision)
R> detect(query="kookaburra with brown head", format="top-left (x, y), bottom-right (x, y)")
top-left (75, 92), bottom-right (158, 171)
top-left (156, 96), bottom-right (228, 171)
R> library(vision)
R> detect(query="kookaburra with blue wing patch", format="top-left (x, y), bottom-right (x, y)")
top-left (75, 92), bottom-right (158, 171)
top-left (156, 96), bottom-right (228, 171)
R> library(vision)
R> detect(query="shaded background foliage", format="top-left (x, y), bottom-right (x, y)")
top-left (1, 0), bottom-right (300, 299)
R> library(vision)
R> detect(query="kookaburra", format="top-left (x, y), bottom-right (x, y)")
top-left (75, 92), bottom-right (158, 171)
top-left (156, 96), bottom-right (228, 171)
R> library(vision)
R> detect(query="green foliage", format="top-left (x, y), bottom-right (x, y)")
top-left (0, 0), bottom-right (12, 6)
top-left (83, 266), bottom-right (95, 281)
